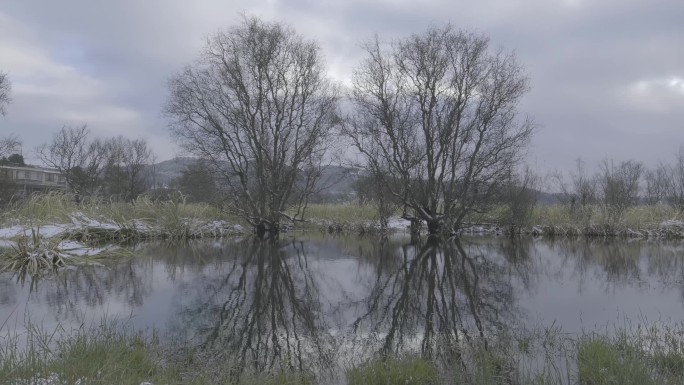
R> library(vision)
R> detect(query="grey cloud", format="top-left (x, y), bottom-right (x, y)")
top-left (0, 0), bottom-right (682, 174)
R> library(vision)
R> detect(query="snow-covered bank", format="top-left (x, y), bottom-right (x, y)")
top-left (0, 212), bottom-right (246, 270)
top-left (0, 212), bottom-right (245, 243)
top-left (314, 216), bottom-right (412, 234)
top-left (310, 215), bottom-right (684, 239)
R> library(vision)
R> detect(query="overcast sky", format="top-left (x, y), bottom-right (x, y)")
top-left (0, 0), bottom-right (682, 172)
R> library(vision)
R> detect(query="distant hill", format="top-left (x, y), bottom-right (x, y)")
top-left (146, 157), bottom-right (363, 201)
top-left (146, 157), bottom-right (198, 187)
top-left (533, 189), bottom-right (564, 205)
top-left (147, 157), bottom-right (564, 205)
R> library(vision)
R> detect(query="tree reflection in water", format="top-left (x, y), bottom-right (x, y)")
top-left (351, 237), bottom-right (518, 367)
top-left (175, 238), bottom-right (334, 381)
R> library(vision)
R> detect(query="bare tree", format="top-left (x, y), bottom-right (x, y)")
top-left (669, 148), bottom-right (684, 211)
top-left (501, 166), bottom-right (539, 234)
top-left (643, 148), bottom-right (684, 210)
top-left (344, 25), bottom-right (533, 235)
top-left (166, 17), bottom-right (339, 236)
top-left (644, 163), bottom-right (670, 205)
top-left (36, 125), bottom-right (108, 195)
top-left (552, 158), bottom-right (598, 209)
top-left (597, 159), bottom-right (643, 223)
top-left (0, 71), bottom-right (10, 117)
top-left (103, 136), bottom-right (154, 201)
top-left (173, 161), bottom-right (218, 203)
top-left (70, 138), bottom-right (108, 197)
top-left (0, 135), bottom-right (22, 203)
top-left (0, 135), bottom-right (21, 157)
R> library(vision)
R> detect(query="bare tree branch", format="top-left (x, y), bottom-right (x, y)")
top-left (0, 71), bottom-right (11, 117)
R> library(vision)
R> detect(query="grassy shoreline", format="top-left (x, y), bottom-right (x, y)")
top-left (3, 318), bottom-right (684, 384)
top-left (0, 196), bottom-right (682, 248)
top-left (304, 203), bottom-right (684, 239)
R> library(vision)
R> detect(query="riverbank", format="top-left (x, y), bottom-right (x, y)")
top-left (1, 197), bottom-right (683, 256)
top-left (304, 203), bottom-right (684, 238)
top-left (0, 194), bottom-right (247, 273)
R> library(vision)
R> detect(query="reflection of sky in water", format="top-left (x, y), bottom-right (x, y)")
top-left (516, 241), bottom-right (684, 332)
top-left (1, 237), bottom-right (683, 340)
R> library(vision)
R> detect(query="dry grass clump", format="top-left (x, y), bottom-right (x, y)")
top-left (0, 229), bottom-right (69, 275)
top-left (0, 228), bottom-right (127, 278)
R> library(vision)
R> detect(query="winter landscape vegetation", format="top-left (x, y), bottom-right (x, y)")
top-left (1, 3), bottom-right (684, 385)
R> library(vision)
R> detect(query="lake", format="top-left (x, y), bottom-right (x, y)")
top-left (2, 235), bottom-right (684, 378)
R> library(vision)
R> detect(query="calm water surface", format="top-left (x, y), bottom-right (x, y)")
top-left (1, 235), bottom-right (684, 367)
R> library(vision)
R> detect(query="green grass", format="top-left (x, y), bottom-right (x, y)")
top-left (0, 319), bottom-right (318, 385)
top-left (577, 338), bottom-right (655, 385)
top-left (0, 322), bottom-right (177, 385)
top-left (575, 324), bottom-right (684, 385)
top-left (347, 357), bottom-right (440, 385)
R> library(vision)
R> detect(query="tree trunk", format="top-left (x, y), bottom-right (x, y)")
top-left (255, 220), bottom-right (280, 239)
top-left (410, 218), bottom-right (422, 236)
top-left (426, 219), bottom-right (442, 235)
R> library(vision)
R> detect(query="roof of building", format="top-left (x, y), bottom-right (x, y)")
top-left (0, 164), bottom-right (62, 173)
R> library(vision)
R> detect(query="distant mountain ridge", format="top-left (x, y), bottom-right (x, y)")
top-left (148, 157), bottom-right (563, 204)
top-left (147, 157), bottom-right (198, 187)
top-left (147, 157), bottom-right (363, 201)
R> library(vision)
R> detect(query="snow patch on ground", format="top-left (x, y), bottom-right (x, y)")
top-left (9, 374), bottom-right (152, 385)
top-left (661, 219), bottom-right (684, 228)
top-left (385, 217), bottom-right (411, 230)
top-left (0, 224), bottom-right (72, 239)
top-left (0, 225), bottom-right (26, 238)
top-left (70, 212), bottom-right (119, 230)
top-left (0, 214), bottom-right (245, 243)
top-left (56, 240), bottom-right (114, 257)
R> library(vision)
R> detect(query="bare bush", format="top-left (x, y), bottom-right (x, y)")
top-left (597, 159), bottom-right (643, 223)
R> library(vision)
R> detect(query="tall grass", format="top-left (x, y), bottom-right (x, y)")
top-left (3, 318), bottom-right (684, 384)
top-left (3, 194), bottom-right (684, 238)
top-left (347, 357), bottom-right (439, 385)
top-left (0, 321), bottom-right (177, 385)
top-left (0, 193), bottom-right (244, 241)
top-left (528, 204), bottom-right (681, 230)
top-left (0, 319), bottom-right (317, 385)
